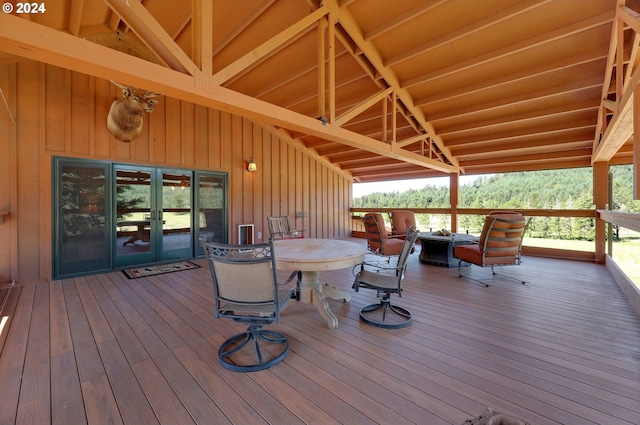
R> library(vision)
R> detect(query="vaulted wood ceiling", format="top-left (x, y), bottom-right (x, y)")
top-left (0, 0), bottom-right (637, 182)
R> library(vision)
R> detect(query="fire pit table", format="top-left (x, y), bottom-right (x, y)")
top-left (417, 231), bottom-right (478, 267)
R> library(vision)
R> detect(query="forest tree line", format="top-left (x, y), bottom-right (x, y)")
top-left (353, 166), bottom-right (638, 241)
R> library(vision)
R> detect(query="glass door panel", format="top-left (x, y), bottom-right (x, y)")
top-left (195, 172), bottom-right (227, 256)
top-left (160, 170), bottom-right (193, 261)
top-left (54, 159), bottom-right (110, 278)
top-left (114, 167), bottom-right (155, 266)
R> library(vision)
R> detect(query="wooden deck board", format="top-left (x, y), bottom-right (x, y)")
top-left (1, 248), bottom-right (640, 425)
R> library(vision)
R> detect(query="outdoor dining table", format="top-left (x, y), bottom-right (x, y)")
top-left (273, 238), bottom-right (365, 329)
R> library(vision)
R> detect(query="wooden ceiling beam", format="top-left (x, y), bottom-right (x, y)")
top-left (170, 12), bottom-right (193, 41)
top-left (415, 51), bottom-right (606, 108)
top-left (363, 0), bottom-right (446, 41)
top-left (277, 69), bottom-right (368, 111)
top-left (103, 0), bottom-right (197, 75)
top-left (385, 0), bottom-right (552, 67)
top-left (338, 156), bottom-right (398, 168)
top-left (79, 27), bottom-right (163, 65)
top-left (353, 167), bottom-right (446, 182)
top-left (335, 87), bottom-right (392, 126)
top-left (212, 0), bottom-right (276, 57)
top-left (428, 76), bottom-right (603, 122)
top-left (252, 49), bottom-right (353, 100)
top-left (623, 32), bottom-right (640, 92)
top-left (395, 133), bottom-right (429, 148)
top-left (0, 13), bottom-right (456, 174)
top-left (451, 134), bottom-right (592, 156)
top-left (460, 149), bottom-right (591, 167)
top-left (438, 100), bottom-right (598, 136)
top-left (314, 144), bottom-right (359, 157)
top-left (212, 7), bottom-right (327, 86)
top-left (445, 120), bottom-right (595, 147)
top-left (463, 158), bottom-right (593, 175)
top-left (402, 11), bottom-right (613, 89)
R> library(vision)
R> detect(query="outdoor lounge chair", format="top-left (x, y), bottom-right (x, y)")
top-left (362, 213), bottom-right (406, 259)
top-left (453, 211), bottom-right (530, 286)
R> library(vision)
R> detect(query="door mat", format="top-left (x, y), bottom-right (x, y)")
top-left (122, 261), bottom-right (200, 279)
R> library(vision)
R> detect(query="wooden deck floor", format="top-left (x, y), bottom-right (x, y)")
top-left (1, 244), bottom-right (639, 425)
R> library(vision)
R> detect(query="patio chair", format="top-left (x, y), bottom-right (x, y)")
top-left (352, 226), bottom-right (419, 328)
top-left (362, 213), bottom-right (406, 260)
top-left (201, 239), bottom-right (293, 372)
top-left (267, 216), bottom-right (305, 239)
top-left (453, 211), bottom-right (530, 286)
top-left (390, 210), bottom-right (418, 238)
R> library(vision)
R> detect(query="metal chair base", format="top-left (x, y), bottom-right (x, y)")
top-left (218, 324), bottom-right (289, 372)
top-left (457, 261), bottom-right (526, 287)
top-left (359, 300), bottom-right (412, 329)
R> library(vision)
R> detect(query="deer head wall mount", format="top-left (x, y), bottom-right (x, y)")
top-left (107, 81), bottom-right (161, 143)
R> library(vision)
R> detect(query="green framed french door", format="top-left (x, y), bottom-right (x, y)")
top-left (53, 159), bottom-right (112, 277)
top-left (53, 158), bottom-right (227, 278)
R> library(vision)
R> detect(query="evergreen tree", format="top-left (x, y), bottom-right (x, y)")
top-left (353, 166), bottom-right (638, 240)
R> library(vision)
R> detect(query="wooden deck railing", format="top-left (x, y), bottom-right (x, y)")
top-left (351, 207), bottom-right (595, 218)
top-left (351, 207), bottom-right (598, 261)
top-left (597, 209), bottom-right (640, 232)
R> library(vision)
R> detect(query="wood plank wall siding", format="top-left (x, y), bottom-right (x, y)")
top-left (0, 61), bottom-right (353, 283)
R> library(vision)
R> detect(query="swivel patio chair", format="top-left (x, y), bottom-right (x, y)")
top-left (453, 211), bottom-right (530, 287)
top-left (352, 226), bottom-right (419, 328)
top-left (362, 213), bottom-right (406, 261)
top-left (267, 216), bottom-right (306, 239)
top-left (202, 239), bottom-right (293, 372)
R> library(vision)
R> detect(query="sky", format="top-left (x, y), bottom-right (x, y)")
top-left (352, 175), bottom-right (485, 198)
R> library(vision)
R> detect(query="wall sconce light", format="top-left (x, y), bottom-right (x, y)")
top-left (247, 158), bottom-right (257, 172)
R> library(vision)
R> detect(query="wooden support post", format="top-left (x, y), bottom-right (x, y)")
top-left (391, 91), bottom-right (396, 144)
top-left (450, 173), bottom-right (459, 233)
top-left (192, 0), bottom-right (213, 75)
top-left (317, 18), bottom-right (326, 121)
top-left (635, 84), bottom-right (640, 199)
top-left (593, 162), bottom-right (609, 263)
top-left (382, 95), bottom-right (387, 142)
top-left (327, 13), bottom-right (335, 124)
top-left (617, 17), bottom-right (624, 103)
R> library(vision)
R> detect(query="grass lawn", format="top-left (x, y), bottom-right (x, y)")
top-left (523, 236), bottom-right (640, 288)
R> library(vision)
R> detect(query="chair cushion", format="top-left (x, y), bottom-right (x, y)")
top-left (454, 244), bottom-right (483, 264)
top-left (454, 244), bottom-right (519, 266)
top-left (383, 238), bottom-right (405, 256)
